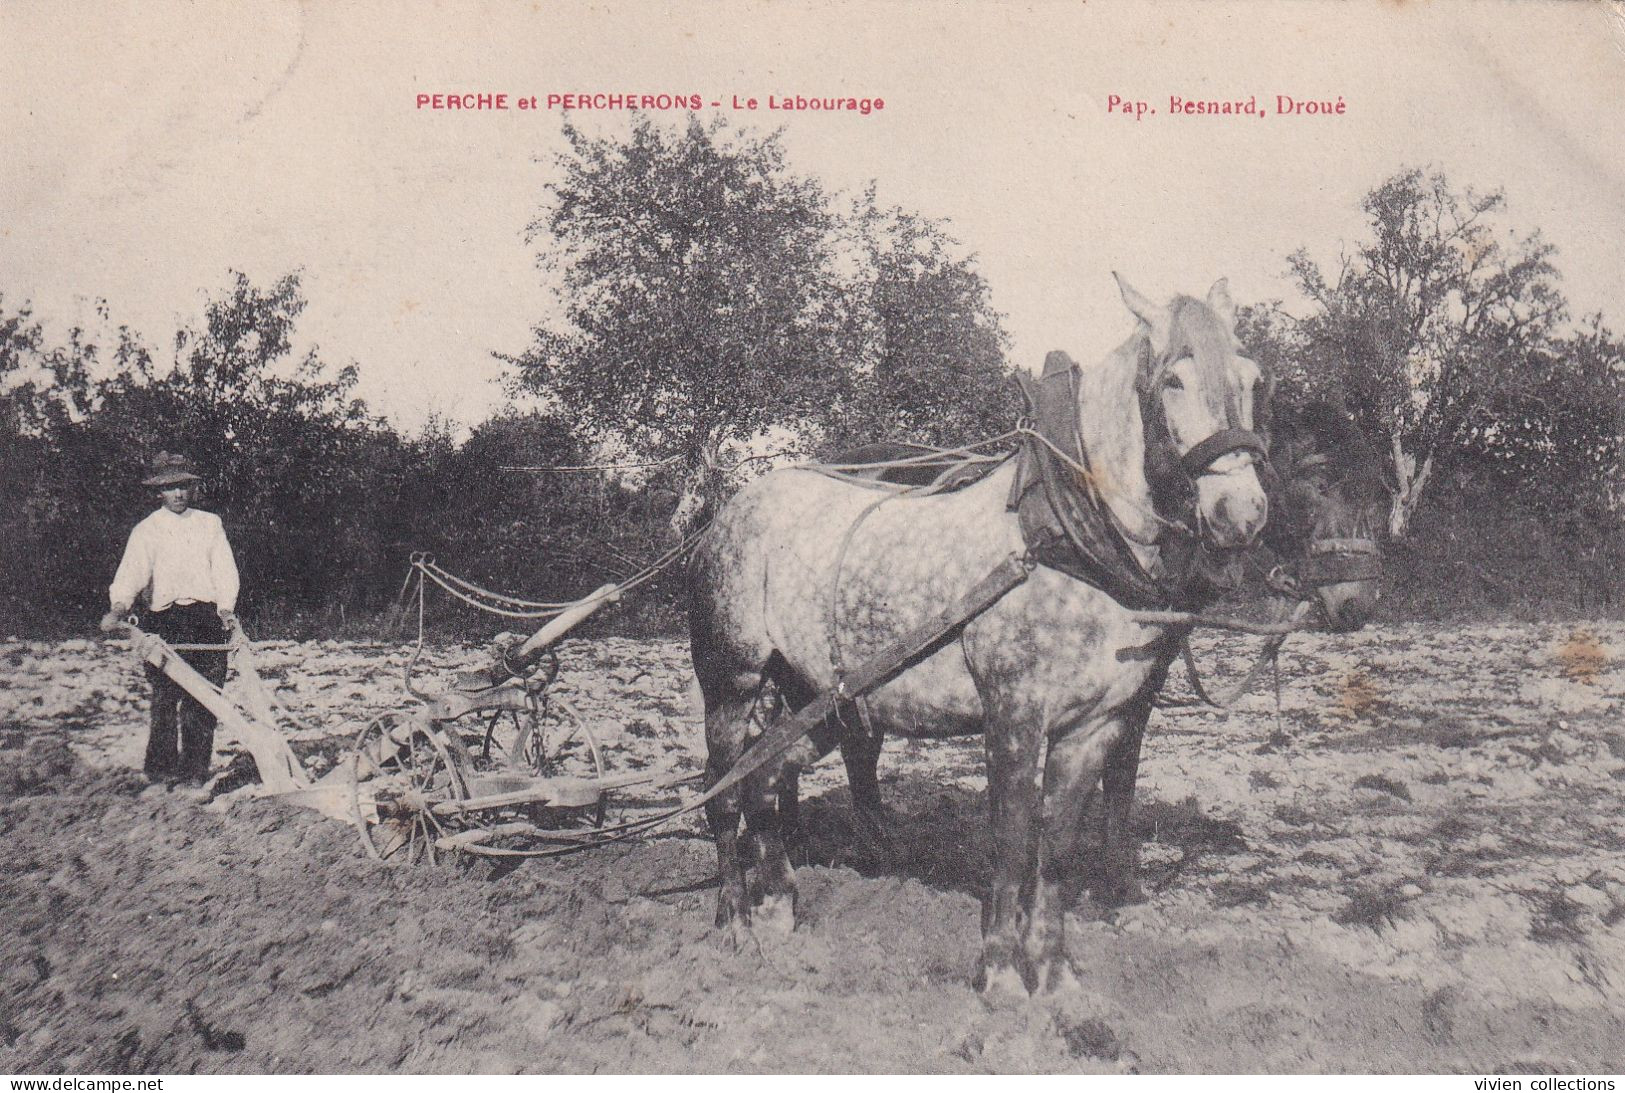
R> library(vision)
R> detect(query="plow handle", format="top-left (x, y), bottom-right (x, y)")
top-left (105, 623), bottom-right (311, 793)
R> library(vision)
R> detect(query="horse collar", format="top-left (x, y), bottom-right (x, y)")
top-left (1008, 353), bottom-right (1184, 610)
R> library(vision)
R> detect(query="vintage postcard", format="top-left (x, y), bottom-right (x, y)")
top-left (2, 0), bottom-right (1622, 1079)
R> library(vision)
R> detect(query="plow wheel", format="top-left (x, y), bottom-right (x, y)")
top-left (461, 701), bottom-right (608, 830)
top-left (351, 715), bottom-right (470, 864)
top-left (517, 699), bottom-right (608, 830)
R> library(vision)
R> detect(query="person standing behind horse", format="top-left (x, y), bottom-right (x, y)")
top-left (99, 453), bottom-right (240, 791)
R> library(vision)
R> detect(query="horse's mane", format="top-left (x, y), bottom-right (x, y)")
top-left (1075, 327), bottom-right (1160, 545)
top-left (1097, 294), bottom-right (1258, 544)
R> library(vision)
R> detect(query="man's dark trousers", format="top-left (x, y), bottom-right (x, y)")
top-left (142, 601), bottom-right (228, 783)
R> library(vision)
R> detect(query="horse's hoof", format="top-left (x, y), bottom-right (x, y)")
top-left (754, 892), bottom-right (797, 936)
top-left (718, 916), bottom-right (757, 954)
top-left (1037, 959), bottom-right (1085, 996)
top-left (975, 961), bottom-right (1030, 1001)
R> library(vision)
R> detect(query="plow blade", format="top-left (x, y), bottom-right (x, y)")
top-left (273, 766), bottom-right (356, 823)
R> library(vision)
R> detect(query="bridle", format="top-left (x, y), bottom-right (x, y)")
top-left (1179, 426), bottom-right (1269, 479)
top-left (1267, 452), bottom-right (1383, 596)
top-left (1136, 336), bottom-right (1270, 537)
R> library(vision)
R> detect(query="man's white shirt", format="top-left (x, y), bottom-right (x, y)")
top-left (109, 507), bottom-right (240, 613)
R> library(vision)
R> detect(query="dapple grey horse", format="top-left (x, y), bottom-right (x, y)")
top-left (793, 399), bottom-right (1389, 901)
top-left (689, 276), bottom-right (1269, 995)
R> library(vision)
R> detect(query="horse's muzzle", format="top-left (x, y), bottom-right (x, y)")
top-left (1316, 578), bottom-right (1381, 632)
top-left (1196, 462), bottom-right (1268, 549)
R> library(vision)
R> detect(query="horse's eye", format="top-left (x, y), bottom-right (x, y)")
top-left (1165, 374), bottom-right (1185, 391)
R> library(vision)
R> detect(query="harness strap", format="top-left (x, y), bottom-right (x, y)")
top-left (1310, 538), bottom-right (1378, 555)
top-left (1010, 352), bottom-right (1177, 609)
top-left (1179, 427), bottom-right (1268, 477)
top-left (1299, 540), bottom-right (1382, 585)
top-left (828, 490), bottom-right (910, 683)
top-left (1160, 599), bottom-right (1313, 710)
top-left (704, 554), bottom-right (1035, 810)
top-left (506, 553), bottom-right (1038, 857)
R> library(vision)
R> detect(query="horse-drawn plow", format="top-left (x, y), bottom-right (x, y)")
top-left (113, 555), bottom-right (703, 865)
top-left (119, 532), bottom-right (1312, 874)
top-left (107, 287), bottom-right (1386, 904)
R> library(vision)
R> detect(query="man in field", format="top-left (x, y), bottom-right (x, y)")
top-left (99, 453), bottom-right (240, 792)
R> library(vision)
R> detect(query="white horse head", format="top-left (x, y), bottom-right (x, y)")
top-left (1113, 273), bottom-right (1269, 549)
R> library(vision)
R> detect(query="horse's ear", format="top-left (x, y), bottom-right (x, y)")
top-left (1113, 272), bottom-right (1170, 351)
top-left (1206, 278), bottom-right (1237, 332)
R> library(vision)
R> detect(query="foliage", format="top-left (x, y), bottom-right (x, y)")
top-left (0, 274), bottom-right (405, 629)
top-left (4, 158), bottom-right (1620, 636)
top-left (509, 117), bottom-right (1019, 504)
top-left (403, 410), bottom-right (672, 599)
top-left (510, 116), bottom-right (851, 473)
top-left (814, 192), bottom-right (1020, 453)
top-left (1270, 168), bottom-right (1570, 536)
top-left (1459, 317), bottom-right (1625, 523)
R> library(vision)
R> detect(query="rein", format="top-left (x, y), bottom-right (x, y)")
top-left (1158, 599), bottom-right (1315, 711)
top-left (395, 528), bottom-right (709, 698)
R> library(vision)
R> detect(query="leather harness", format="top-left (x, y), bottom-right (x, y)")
top-left (1007, 349), bottom-right (1268, 612)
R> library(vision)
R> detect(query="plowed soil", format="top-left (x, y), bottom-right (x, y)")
top-left (2, 624), bottom-right (1622, 1074)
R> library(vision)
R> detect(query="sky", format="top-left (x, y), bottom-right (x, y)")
top-left (4, 0), bottom-right (1623, 434)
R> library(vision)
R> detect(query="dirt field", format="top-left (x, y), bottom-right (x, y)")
top-left (2, 623), bottom-right (1623, 1074)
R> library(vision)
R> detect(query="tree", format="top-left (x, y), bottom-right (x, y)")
top-left (1, 294), bottom-right (45, 437)
top-left (1279, 168), bottom-right (1567, 536)
top-left (816, 193), bottom-right (1019, 451)
top-left (0, 273), bottom-right (406, 630)
top-left (510, 116), bottom-right (852, 484)
top-left (1460, 316), bottom-right (1625, 521)
top-left (509, 117), bottom-right (1019, 521)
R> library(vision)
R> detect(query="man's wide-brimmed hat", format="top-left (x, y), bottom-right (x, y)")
top-left (141, 452), bottom-right (203, 487)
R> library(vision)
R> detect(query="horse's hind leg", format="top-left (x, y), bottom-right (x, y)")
top-left (748, 727), bottom-right (835, 935)
top-left (702, 680), bottom-right (761, 947)
top-left (840, 724), bottom-right (899, 864)
top-left (744, 761), bottom-right (799, 935)
top-left (742, 666), bottom-right (837, 933)
top-left (777, 770), bottom-right (806, 864)
top-left (779, 709), bottom-right (891, 866)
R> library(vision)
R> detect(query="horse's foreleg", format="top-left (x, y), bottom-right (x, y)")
top-left (1097, 706), bottom-right (1151, 907)
top-left (977, 703), bottom-right (1045, 998)
top-left (1024, 721), bottom-right (1118, 994)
